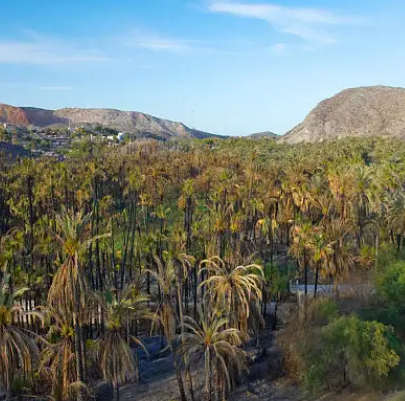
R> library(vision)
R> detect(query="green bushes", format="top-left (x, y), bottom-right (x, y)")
top-left (284, 244), bottom-right (405, 396)
top-left (322, 317), bottom-right (399, 384)
top-left (293, 300), bottom-right (400, 395)
top-left (376, 260), bottom-right (405, 309)
top-left (365, 246), bottom-right (405, 336)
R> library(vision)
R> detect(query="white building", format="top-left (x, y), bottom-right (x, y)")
top-left (117, 132), bottom-right (126, 142)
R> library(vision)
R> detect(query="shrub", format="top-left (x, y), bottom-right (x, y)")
top-left (377, 243), bottom-right (405, 268)
top-left (376, 260), bottom-right (405, 309)
top-left (298, 315), bottom-right (400, 394)
top-left (306, 298), bottom-right (338, 327)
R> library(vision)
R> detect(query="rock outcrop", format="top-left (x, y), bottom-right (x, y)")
top-left (283, 86), bottom-right (405, 143)
top-left (0, 104), bottom-right (220, 139)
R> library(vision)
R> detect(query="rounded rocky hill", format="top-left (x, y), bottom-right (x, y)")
top-left (282, 86), bottom-right (405, 143)
top-left (0, 104), bottom-right (220, 139)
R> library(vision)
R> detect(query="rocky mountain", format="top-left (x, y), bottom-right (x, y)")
top-left (283, 86), bottom-right (405, 144)
top-left (248, 131), bottom-right (278, 139)
top-left (0, 104), bottom-right (220, 140)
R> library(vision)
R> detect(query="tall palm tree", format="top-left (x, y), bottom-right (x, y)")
top-left (0, 234), bottom-right (11, 282)
top-left (48, 209), bottom-right (108, 387)
top-left (307, 229), bottom-right (334, 298)
top-left (0, 272), bottom-right (40, 400)
top-left (200, 257), bottom-right (263, 331)
top-left (167, 242), bottom-right (197, 400)
top-left (387, 191), bottom-right (405, 250)
top-left (147, 257), bottom-right (188, 401)
top-left (328, 166), bottom-right (355, 221)
top-left (289, 223), bottom-right (313, 295)
top-left (325, 219), bottom-right (356, 288)
top-left (179, 311), bottom-right (247, 401)
top-left (96, 288), bottom-right (150, 401)
top-left (40, 311), bottom-right (78, 401)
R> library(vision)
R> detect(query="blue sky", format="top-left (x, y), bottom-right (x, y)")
top-left (0, 0), bottom-right (404, 135)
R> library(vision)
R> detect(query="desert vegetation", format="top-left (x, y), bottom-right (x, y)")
top-left (1, 136), bottom-right (405, 400)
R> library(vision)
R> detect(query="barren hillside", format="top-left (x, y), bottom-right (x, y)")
top-left (283, 86), bottom-right (405, 143)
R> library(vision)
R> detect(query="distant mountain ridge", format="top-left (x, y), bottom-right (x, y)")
top-left (0, 104), bottom-right (221, 140)
top-left (282, 86), bottom-right (405, 144)
top-left (248, 131), bottom-right (278, 138)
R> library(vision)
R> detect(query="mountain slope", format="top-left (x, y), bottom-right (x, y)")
top-left (0, 104), bottom-right (220, 139)
top-left (283, 86), bottom-right (405, 143)
top-left (248, 131), bottom-right (278, 139)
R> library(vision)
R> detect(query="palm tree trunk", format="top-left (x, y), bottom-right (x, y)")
top-left (174, 358), bottom-right (187, 401)
top-left (303, 252), bottom-right (308, 296)
top-left (177, 282), bottom-right (194, 401)
top-left (80, 324), bottom-right (87, 382)
top-left (113, 384), bottom-right (119, 401)
top-left (134, 347), bottom-right (140, 383)
top-left (193, 267), bottom-right (198, 319)
top-left (314, 267), bottom-right (320, 298)
top-left (186, 368), bottom-right (195, 401)
top-left (74, 315), bottom-right (84, 383)
top-left (273, 298), bottom-right (278, 331)
top-left (262, 287), bottom-right (268, 320)
top-left (375, 232), bottom-right (379, 266)
top-left (205, 349), bottom-right (212, 401)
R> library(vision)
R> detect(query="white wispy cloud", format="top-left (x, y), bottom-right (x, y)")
top-left (125, 31), bottom-right (196, 54)
top-left (208, 2), bottom-right (368, 44)
top-left (124, 31), bottom-right (267, 56)
top-left (0, 33), bottom-right (108, 65)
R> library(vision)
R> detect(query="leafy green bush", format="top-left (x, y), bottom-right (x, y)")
top-left (264, 262), bottom-right (292, 299)
top-left (376, 243), bottom-right (405, 268)
top-left (298, 315), bottom-right (400, 394)
top-left (376, 261), bottom-right (405, 308)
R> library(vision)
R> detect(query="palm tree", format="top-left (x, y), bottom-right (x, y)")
top-left (325, 219), bottom-right (356, 289)
top-left (307, 229), bottom-right (334, 298)
top-left (96, 288), bottom-right (150, 401)
top-left (289, 223), bottom-right (313, 295)
top-left (0, 272), bottom-right (40, 400)
top-left (147, 257), bottom-right (188, 401)
top-left (40, 311), bottom-right (78, 401)
top-left (48, 209), bottom-right (108, 387)
top-left (387, 191), bottom-right (405, 250)
top-left (0, 234), bottom-right (11, 282)
top-left (179, 311), bottom-right (247, 401)
top-left (200, 257), bottom-right (263, 331)
top-left (328, 166), bottom-right (355, 221)
top-left (167, 243), bottom-right (197, 400)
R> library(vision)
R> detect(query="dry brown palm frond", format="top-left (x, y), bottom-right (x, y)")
top-left (95, 286), bottom-right (151, 393)
top-left (179, 311), bottom-right (247, 401)
top-left (40, 318), bottom-right (77, 401)
top-left (0, 273), bottom-right (40, 393)
top-left (97, 329), bottom-right (136, 387)
top-left (200, 257), bottom-right (263, 330)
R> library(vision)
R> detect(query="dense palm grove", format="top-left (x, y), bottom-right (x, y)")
top-left (2, 136), bottom-right (405, 401)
